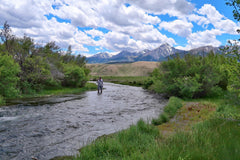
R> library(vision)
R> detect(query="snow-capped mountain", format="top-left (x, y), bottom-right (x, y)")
top-left (86, 52), bottom-right (113, 63)
top-left (86, 44), bottom-right (222, 64)
top-left (136, 43), bottom-right (186, 61)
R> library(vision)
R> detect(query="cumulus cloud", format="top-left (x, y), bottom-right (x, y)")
top-left (159, 19), bottom-right (193, 37)
top-left (0, 0), bottom-right (52, 28)
top-left (85, 29), bottom-right (104, 38)
top-left (185, 29), bottom-right (222, 50)
top-left (197, 4), bottom-right (239, 34)
top-left (127, 0), bottom-right (194, 16)
top-left (0, 0), bottom-right (239, 54)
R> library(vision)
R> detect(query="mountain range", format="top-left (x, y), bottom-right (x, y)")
top-left (86, 44), bottom-right (222, 64)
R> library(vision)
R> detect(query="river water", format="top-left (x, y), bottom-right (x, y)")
top-left (0, 82), bottom-right (167, 160)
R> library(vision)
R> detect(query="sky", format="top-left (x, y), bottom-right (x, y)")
top-left (0, 0), bottom-right (239, 57)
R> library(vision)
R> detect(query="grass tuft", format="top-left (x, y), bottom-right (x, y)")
top-left (152, 96), bottom-right (183, 125)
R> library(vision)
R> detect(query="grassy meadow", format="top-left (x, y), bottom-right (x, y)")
top-left (90, 76), bottom-right (149, 87)
top-left (87, 61), bottom-right (158, 77)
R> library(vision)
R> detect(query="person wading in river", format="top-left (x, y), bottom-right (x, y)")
top-left (97, 77), bottom-right (103, 94)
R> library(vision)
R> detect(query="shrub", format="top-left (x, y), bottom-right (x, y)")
top-left (0, 95), bottom-right (5, 105)
top-left (19, 56), bottom-right (51, 92)
top-left (153, 53), bottom-right (229, 99)
top-left (143, 78), bottom-right (154, 89)
top-left (0, 53), bottom-right (20, 97)
top-left (62, 64), bottom-right (87, 87)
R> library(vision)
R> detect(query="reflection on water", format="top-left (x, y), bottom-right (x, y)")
top-left (0, 82), bottom-right (167, 160)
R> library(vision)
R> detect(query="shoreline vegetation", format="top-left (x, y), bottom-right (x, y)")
top-left (0, 22), bottom-right (93, 106)
top-left (52, 94), bottom-right (240, 160)
top-left (0, 83), bottom-right (97, 106)
top-left (90, 76), bottom-right (149, 87)
top-left (54, 51), bottom-right (240, 159)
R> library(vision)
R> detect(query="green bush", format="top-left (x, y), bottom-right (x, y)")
top-left (0, 95), bottom-right (5, 105)
top-left (143, 78), bottom-right (154, 89)
top-left (43, 78), bottom-right (61, 89)
top-left (19, 81), bottom-right (35, 94)
top-left (152, 53), bottom-right (229, 99)
top-left (62, 64), bottom-right (87, 87)
top-left (0, 53), bottom-right (20, 97)
top-left (20, 56), bottom-right (51, 92)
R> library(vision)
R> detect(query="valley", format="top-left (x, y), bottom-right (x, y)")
top-left (86, 61), bottom-right (159, 77)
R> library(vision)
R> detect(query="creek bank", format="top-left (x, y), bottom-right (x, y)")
top-left (1, 83), bottom-right (97, 107)
top-left (0, 82), bottom-right (166, 160)
top-left (70, 100), bottom-right (239, 160)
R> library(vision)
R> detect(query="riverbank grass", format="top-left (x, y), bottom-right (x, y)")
top-left (71, 97), bottom-right (240, 160)
top-left (152, 96), bottom-right (183, 125)
top-left (23, 83), bottom-right (97, 98)
top-left (3, 83), bottom-right (97, 103)
top-left (0, 95), bottom-right (5, 106)
top-left (90, 76), bottom-right (149, 87)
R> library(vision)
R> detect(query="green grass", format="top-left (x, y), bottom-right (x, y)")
top-left (90, 76), bottom-right (149, 87)
top-left (75, 119), bottom-right (160, 160)
top-left (0, 95), bottom-right (5, 106)
top-left (155, 118), bottom-right (240, 160)
top-left (63, 96), bottom-right (239, 160)
top-left (152, 96), bottom-right (183, 125)
top-left (72, 117), bottom-right (240, 160)
top-left (7, 83), bottom-right (97, 100)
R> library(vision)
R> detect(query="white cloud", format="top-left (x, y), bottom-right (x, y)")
top-left (1, 0), bottom-right (239, 54)
top-left (197, 4), bottom-right (239, 34)
top-left (185, 29), bottom-right (222, 49)
top-left (0, 0), bottom-right (52, 28)
top-left (85, 29), bottom-right (104, 38)
top-left (127, 0), bottom-right (194, 16)
top-left (187, 14), bottom-right (210, 28)
top-left (159, 19), bottom-right (193, 37)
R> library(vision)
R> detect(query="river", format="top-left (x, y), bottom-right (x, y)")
top-left (0, 82), bottom-right (167, 160)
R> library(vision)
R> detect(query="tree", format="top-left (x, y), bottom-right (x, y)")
top-left (62, 64), bottom-right (87, 87)
top-left (0, 21), bottom-right (15, 53)
top-left (225, 0), bottom-right (240, 60)
top-left (0, 53), bottom-right (20, 97)
top-left (226, 0), bottom-right (240, 21)
top-left (152, 53), bottom-right (228, 99)
top-left (225, 0), bottom-right (240, 104)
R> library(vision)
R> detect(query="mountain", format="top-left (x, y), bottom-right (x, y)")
top-left (86, 44), bottom-right (222, 64)
top-left (136, 43), bottom-right (186, 61)
top-left (109, 50), bottom-right (141, 63)
top-left (86, 52), bottom-right (112, 63)
top-left (188, 46), bottom-right (220, 56)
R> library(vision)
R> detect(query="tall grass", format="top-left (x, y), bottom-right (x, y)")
top-left (69, 95), bottom-right (240, 160)
top-left (152, 96), bottom-right (183, 125)
top-left (155, 118), bottom-right (240, 160)
top-left (73, 118), bottom-right (240, 160)
top-left (18, 83), bottom-right (97, 99)
top-left (76, 119), bottom-right (159, 160)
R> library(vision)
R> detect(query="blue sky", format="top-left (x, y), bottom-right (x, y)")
top-left (0, 0), bottom-right (239, 57)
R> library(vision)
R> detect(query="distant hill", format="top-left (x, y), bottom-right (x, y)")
top-left (87, 61), bottom-right (159, 76)
top-left (86, 44), bottom-right (222, 64)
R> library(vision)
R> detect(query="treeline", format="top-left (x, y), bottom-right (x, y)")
top-left (0, 22), bottom-right (89, 101)
top-left (145, 51), bottom-right (240, 103)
